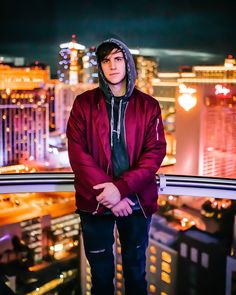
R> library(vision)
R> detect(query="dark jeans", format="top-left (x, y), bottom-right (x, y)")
top-left (79, 211), bottom-right (151, 295)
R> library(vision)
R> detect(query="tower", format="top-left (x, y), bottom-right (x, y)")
top-left (58, 34), bottom-right (85, 85)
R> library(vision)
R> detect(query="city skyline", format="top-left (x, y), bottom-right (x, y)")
top-left (0, 0), bottom-right (235, 74)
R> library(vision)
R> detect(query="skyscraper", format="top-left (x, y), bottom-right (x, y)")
top-left (57, 35), bottom-right (85, 85)
top-left (0, 63), bottom-right (50, 167)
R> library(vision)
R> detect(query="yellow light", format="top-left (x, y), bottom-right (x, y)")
top-left (178, 84), bottom-right (197, 111)
top-left (149, 284), bottom-right (157, 293)
top-left (6, 88), bottom-right (11, 95)
top-left (117, 264), bottom-right (122, 271)
top-left (150, 255), bottom-right (157, 264)
top-left (150, 246), bottom-right (157, 255)
top-left (149, 265), bottom-right (157, 273)
top-left (162, 251), bottom-right (171, 263)
top-left (161, 271), bottom-right (171, 284)
top-left (161, 261), bottom-right (171, 273)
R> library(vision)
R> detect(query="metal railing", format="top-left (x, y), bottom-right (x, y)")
top-left (0, 172), bottom-right (235, 199)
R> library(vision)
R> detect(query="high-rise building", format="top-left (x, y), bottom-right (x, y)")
top-left (177, 228), bottom-right (228, 295)
top-left (134, 55), bottom-right (158, 95)
top-left (57, 35), bottom-right (85, 85)
top-left (82, 46), bottom-right (98, 84)
top-left (0, 88), bottom-right (49, 166)
top-left (54, 83), bottom-right (96, 134)
top-left (175, 56), bottom-right (236, 177)
top-left (0, 62), bottom-right (51, 167)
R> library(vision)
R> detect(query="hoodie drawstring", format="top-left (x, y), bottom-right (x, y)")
top-left (110, 97), bottom-right (123, 149)
top-left (110, 97), bottom-right (114, 149)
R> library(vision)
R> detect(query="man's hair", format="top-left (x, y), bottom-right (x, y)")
top-left (96, 42), bottom-right (122, 64)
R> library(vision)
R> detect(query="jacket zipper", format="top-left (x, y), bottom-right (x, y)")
top-left (92, 202), bottom-right (100, 215)
top-left (123, 102), bottom-right (129, 148)
top-left (123, 102), bottom-right (146, 217)
top-left (136, 193), bottom-right (147, 218)
top-left (93, 163), bottom-right (110, 215)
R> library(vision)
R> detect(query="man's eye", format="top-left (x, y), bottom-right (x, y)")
top-left (116, 57), bottom-right (123, 61)
top-left (102, 60), bottom-right (109, 64)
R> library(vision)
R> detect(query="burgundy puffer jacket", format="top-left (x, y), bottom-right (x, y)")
top-left (67, 87), bottom-right (166, 216)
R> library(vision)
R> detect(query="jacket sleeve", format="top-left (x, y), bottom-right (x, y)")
top-left (66, 96), bottom-right (112, 195)
top-left (113, 102), bottom-right (166, 198)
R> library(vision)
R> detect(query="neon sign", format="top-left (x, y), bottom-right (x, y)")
top-left (178, 84), bottom-right (197, 111)
top-left (215, 84), bottom-right (230, 96)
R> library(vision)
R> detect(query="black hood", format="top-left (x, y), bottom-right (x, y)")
top-left (95, 38), bottom-right (137, 99)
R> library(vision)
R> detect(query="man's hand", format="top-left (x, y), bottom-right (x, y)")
top-left (111, 198), bottom-right (135, 217)
top-left (93, 182), bottom-right (121, 208)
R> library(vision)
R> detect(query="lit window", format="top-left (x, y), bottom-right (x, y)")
top-left (149, 284), bottom-right (156, 293)
top-left (161, 261), bottom-right (171, 273)
top-left (180, 243), bottom-right (188, 258)
top-left (150, 255), bottom-right (157, 264)
top-left (117, 273), bottom-right (122, 280)
top-left (162, 251), bottom-right (171, 263)
top-left (190, 247), bottom-right (198, 263)
top-left (150, 245), bottom-right (157, 254)
top-left (117, 264), bottom-right (122, 271)
top-left (201, 252), bottom-right (209, 268)
top-left (161, 271), bottom-right (171, 284)
top-left (150, 265), bottom-right (157, 273)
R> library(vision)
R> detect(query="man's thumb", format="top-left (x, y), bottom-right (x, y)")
top-left (93, 183), bottom-right (106, 190)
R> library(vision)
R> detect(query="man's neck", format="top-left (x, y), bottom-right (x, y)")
top-left (109, 80), bottom-right (126, 97)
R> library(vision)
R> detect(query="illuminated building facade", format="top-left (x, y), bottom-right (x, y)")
top-left (54, 83), bottom-right (96, 134)
top-left (0, 63), bottom-right (51, 167)
top-left (152, 73), bottom-right (179, 165)
top-left (0, 62), bottom-right (50, 90)
top-left (0, 88), bottom-right (49, 166)
top-left (0, 192), bottom-right (81, 294)
top-left (134, 55), bottom-right (158, 95)
top-left (57, 35), bottom-right (85, 85)
top-left (175, 57), bottom-right (236, 177)
top-left (45, 80), bottom-right (57, 132)
top-left (82, 46), bottom-right (98, 84)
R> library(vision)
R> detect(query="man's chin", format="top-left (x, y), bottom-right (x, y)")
top-left (106, 77), bottom-right (126, 86)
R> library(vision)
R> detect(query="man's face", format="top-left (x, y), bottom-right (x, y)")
top-left (100, 48), bottom-right (126, 86)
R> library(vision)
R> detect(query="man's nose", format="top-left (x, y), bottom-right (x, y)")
top-left (110, 60), bottom-right (116, 69)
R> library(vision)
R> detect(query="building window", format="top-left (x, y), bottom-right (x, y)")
top-left (180, 242), bottom-right (188, 257)
top-left (190, 247), bottom-right (198, 263)
top-left (201, 252), bottom-right (209, 268)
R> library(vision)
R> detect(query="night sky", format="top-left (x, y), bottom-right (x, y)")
top-left (0, 0), bottom-right (235, 75)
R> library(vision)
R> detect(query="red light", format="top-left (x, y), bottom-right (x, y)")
top-left (228, 54), bottom-right (233, 59)
top-left (72, 34), bottom-right (76, 39)
top-left (35, 60), bottom-right (39, 65)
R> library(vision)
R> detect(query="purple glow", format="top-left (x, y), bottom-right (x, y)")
top-left (0, 233), bottom-right (11, 242)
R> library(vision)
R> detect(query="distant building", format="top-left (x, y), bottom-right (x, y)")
top-left (0, 62), bottom-right (50, 90)
top-left (0, 88), bottom-right (49, 166)
top-left (82, 46), bottom-right (98, 84)
top-left (134, 55), bottom-right (158, 95)
top-left (57, 35), bottom-right (85, 85)
top-left (54, 83), bottom-right (97, 134)
top-left (0, 55), bottom-right (25, 66)
top-left (177, 228), bottom-right (228, 295)
top-left (0, 62), bottom-right (51, 166)
top-left (175, 56), bottom-right (236, 177)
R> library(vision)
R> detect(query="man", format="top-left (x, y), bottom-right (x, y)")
top-left (67, 38), bottom-right (166, 295)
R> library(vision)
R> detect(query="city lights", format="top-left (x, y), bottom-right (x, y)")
top-left (178, 83), bottom-right (197, 111)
